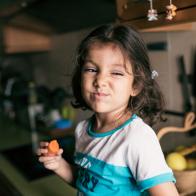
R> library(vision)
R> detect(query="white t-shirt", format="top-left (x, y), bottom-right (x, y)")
top-left (74, 114), bottom-right (175, 196)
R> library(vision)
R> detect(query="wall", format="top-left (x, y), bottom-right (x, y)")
top-left (142, 30), bottom-right (196, 151)
top-left (45, 30), bottom-right (87, 89)
top-left (32, 29), bottom-right (88, 89)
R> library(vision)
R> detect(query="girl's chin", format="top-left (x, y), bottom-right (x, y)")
top-left (87, 101), bottom-right (114, 113)
top-left (91, 106), bottom-right (116, 114)
top-left (90, 106), bottom-right (109, 113)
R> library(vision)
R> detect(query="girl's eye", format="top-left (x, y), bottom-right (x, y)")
top-left (83, 68), bottom-right (97, 73)
top-left (111, 72), bottom-right (124, 76)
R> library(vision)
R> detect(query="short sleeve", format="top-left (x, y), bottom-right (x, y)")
top-left (127, 122), bottom-right (175, 192)
top-left (74, 120), bottom-right (88, 153)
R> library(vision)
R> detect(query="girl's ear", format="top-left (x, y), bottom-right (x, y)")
top-left (131, 86), bottom-right (141, 97)
top-left (131, 89), bottom-right (138, 97)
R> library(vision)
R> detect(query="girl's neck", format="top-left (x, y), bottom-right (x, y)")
top-left (93, 109), bottom-right (132, 133)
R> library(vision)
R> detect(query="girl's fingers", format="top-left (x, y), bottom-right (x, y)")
top-left (39, 156), bottom-right (56, 162)
top-left (36, 141), bottom-right (50, 155)
top-left (57, 148), bottom-right (63, 155)
top-left (38, 153), bottom-right (62, 162)
top-left (36, 148), bottom-right (48, 156)
top-left (44, 158), bottom-right (58, 165)
top-left (40, 141), bottom-right (49, 147)
top-left (37, 147), bottom-right (63, 156)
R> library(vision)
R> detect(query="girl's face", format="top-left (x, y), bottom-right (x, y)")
top-left (81, 42), bottom-right (137, 115)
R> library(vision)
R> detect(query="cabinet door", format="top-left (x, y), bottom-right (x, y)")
top-left (4, 25), bottom-right (51, 53)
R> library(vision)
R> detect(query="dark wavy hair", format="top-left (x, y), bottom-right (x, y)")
top-left (71, 24), bottom-right (165, 125)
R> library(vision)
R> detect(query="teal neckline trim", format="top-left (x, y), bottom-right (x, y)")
top-left (87, 114), bottom-right (137, 138)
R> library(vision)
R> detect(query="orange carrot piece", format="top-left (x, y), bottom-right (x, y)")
top-left (48, 140), bottom-right (59, 154)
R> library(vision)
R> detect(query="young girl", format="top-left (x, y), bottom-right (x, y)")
top-left (37, 24), bottom-right (179, 196)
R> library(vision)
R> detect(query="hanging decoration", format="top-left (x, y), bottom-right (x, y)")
top-left (147, 0), bottom-right (158, 21)
top-left (166, 0), bottom-right (177, 20)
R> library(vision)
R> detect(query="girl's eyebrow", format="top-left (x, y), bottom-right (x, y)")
top-left (85, 59), bottom-right (125, 69)
top-left (84, 59), bottom-right (97, 66)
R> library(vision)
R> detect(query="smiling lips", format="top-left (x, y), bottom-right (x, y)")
top-left (92, 92), bottom-right (109, 99)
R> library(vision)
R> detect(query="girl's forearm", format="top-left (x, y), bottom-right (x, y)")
top-left (54, 158), bottom-right (77, 186)
top-left (148, 182), bottom-right (179, 196)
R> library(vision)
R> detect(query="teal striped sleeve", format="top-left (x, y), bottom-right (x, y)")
top-left (137, 172), bottom-right (176, 192)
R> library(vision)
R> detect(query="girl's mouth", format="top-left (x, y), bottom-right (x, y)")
top-left (91, 92), bottom-right (109, 99)
top-left (94, 92), bottom-right (107, 96)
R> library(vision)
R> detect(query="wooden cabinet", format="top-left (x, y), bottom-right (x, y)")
top-left (3, 25), bottom-right (51, 53)
top-left (116, 0), bottom-right (196, 31)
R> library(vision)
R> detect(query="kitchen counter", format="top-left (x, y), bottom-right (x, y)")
top-left (0, 115), bottom-right (76, 195)
top-left (0, 154), bottom-right (76, 196)
top-left (0, 115), bottom-right (36, 151)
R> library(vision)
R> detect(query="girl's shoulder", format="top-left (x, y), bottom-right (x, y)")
top-left (74, 118), bottom-right (90, 138)
top-left (126, 115), bottom-right (157, 142)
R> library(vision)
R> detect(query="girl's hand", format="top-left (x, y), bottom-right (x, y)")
top-left (37, 141), bottom-right (64, 171)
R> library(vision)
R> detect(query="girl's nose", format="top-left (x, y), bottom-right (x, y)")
top-left (93, 72), bottom-right (107, 88)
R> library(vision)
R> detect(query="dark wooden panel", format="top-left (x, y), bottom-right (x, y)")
top-left (119, 6), bottom-right (196, 30)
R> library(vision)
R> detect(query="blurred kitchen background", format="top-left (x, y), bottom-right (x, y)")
top-left (0, 0), bottom-right (195, 195)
